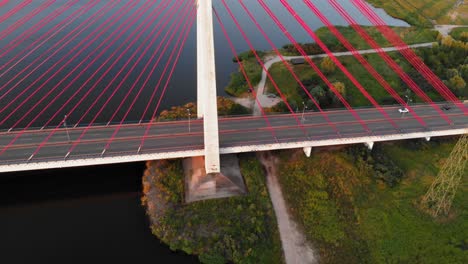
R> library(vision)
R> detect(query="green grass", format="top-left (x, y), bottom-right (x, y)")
top-left (358, 140), bottom-right (468, 264)
top-left (450, 27), bottom-right (468, 42)
top-left (267, 51), bottom-right (429, 107)
top-left (264, 62), bottom-right (301, 103)
top-left (144, 155), bottom-right (284, 264)
top-left (225, 51), bottom-right (264, 97)
top-left (315, 26), bottom-right (438, 50)
top-left (367, 0), bottom-right (466, 26)
top-left (263, 25), bottom-right (440, 108)
top-left (275, 139), bottom-right (468, 263)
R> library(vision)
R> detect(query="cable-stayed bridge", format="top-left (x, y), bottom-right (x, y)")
top-left (0, 0), bottom-right (466, 175)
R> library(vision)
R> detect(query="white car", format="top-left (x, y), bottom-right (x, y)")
top-left (398, 107), bottom-right (409, 113)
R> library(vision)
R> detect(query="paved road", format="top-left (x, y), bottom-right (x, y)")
top-left (0, 102), bottom-right (466, 166)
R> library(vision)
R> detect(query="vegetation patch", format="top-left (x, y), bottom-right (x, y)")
top-left (142, 155), bottom-right (283, 264)
top-left (275, 138), bottom-right (468, 263)
top-left (225, 50), bottom-right (265, 97)
top-left (268, 34), bottom-right (467, 112)
top-left (156, 97), bottom-right (251, 121)
top-left (281, 26), bottom-right (438, 54)
top-left (367, 0), bottom-right (465, 26)
top-left (417, 35), bottom-right (468, 99)
top-left (450, 27), bottom-right (468, 42)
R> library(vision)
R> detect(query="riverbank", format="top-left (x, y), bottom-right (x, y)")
top-left (142, 156), bottom-right (283, 263)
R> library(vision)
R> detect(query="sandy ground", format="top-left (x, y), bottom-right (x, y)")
top-left (435, 24), bottom-right (468, 36)
top-left (258, 152), bottom-right (318, 264)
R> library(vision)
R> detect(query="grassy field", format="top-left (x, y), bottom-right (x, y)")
top-left (264, 26), bottom-right (440, 106)
top-left (275, 139), bottom-right (468, 263)
top-left (314, 26), bottom-right (438, 50)
top-left (266, 28), bottom-right (468, 108)
top-left (367, 0), bottom-right (468, 26)
top-left (266, 50), bottom-right (427, 107)
top-left (266, 27), bottom-right (437, 106)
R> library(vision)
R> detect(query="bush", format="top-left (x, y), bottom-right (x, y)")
top-left (348, 145), bottom-right (403, 187)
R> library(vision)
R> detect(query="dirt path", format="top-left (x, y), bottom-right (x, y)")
top-left (258, 152), bottom-right (317, 264)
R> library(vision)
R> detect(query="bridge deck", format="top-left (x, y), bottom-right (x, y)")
top-left (0, 102), bottom-right (467, 172)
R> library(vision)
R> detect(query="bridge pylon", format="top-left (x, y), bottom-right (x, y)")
top-left (197, 0), bottom-right (220, 174)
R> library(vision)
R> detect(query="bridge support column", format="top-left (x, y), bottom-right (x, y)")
top-left (364, 141), bottom-right (374, 150)
top-left (425, 137), bottom-right (431, 142)
top-left (197, 0), bottom-right (220, 174)
top-left (303, 147), bottom-right (312, 157)
top-left (196, 0), bottom-right (204, 118)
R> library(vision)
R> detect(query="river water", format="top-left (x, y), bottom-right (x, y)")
top-left (0, 1), bottom-right (407, 263)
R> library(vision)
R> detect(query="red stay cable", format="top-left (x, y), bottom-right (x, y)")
top-left (0, 0), bottom-right (147, 155)
top-left (80, 0), bottom-right (188, 154)
top-left (352, 0), bottom-right (467, 114)
top-left (139, 3), bottom-right (196, 152)
top-left (328, 0), bottom-right (453, 125)
top-left (0, 0), bottom-right (91, 75)
top-left (303, 0), bottom-right (433, 127)
top-left (0, 0), bottom-right (123, 111)
top-left (220, 0), bottom-right (309, 137)
top-left (29, 0), bottom-right (178, 159)
top-left (103, 1), bottom-right (199, 151)
top-left (239, 0), bottom-right (340, 135)
top-left (0, 0), bottom-right (79, 61)
top-left (257, 0), bottom-right (370, 132)
top-left (213, 7), bottom-right (278, 140)
top-left (64, 0), bottom-right (180, 157)
top-left (0, 1), bottom-right (32, 25)
top-left (0, 0), bottom-right (56, 42)
top-left (280, 0), bottom-right (399, 130)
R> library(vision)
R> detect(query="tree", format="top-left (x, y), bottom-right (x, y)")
top-left (458, 64), bottom-right (468, 80)
top-left (459, 32), bottom-right (468, 42)
top-left (310, 85), bottom-right (326, 98)
top-left (332, 82), bottom-right (346, 96)
top-left (446, 68), bottom-right (459, 79)
top-left (310, 85), bottom-right (327, 106)
top-left (448, 75), bottom-right (466, 95)
top-left (321, 57), bottom-right (336, 74)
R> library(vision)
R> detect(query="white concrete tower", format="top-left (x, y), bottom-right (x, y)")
top-left (196, 0), bottom-right (204, 118)
top-left (197, 0), bottom-right (220, 173)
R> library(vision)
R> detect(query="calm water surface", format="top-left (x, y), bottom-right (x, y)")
top-left (0, 1), bottom-right (407, 262)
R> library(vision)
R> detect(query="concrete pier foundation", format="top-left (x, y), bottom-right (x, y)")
top-left (184, 154), bottom-right (246, 203)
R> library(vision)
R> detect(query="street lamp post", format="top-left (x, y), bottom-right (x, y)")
top-left (301, 101), bottom-right (307, 122)
top-left (187, 109), bottom-right (191, 133)
top-left (63, 115), bottom-right (71, 142)
top-left (405, 95), bottom-right (412, 106)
